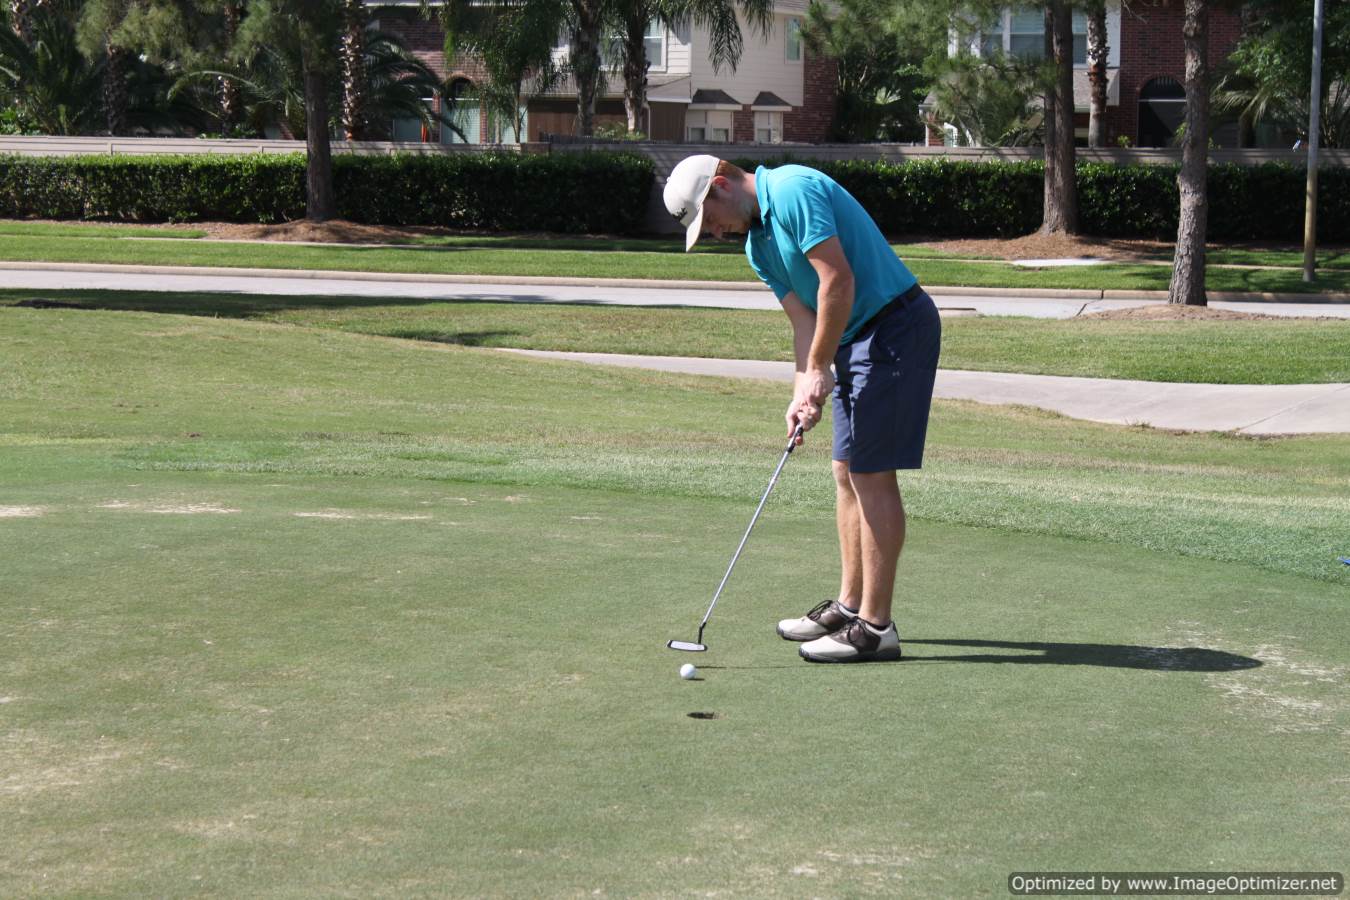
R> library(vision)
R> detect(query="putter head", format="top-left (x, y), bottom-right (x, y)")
top-left (667, 640), bottom-right (707, 652)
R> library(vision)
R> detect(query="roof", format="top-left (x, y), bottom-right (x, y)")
top-left (751, 91), bottom-right (792, 108)
top-left (690, 89), bottom-right (741, 106)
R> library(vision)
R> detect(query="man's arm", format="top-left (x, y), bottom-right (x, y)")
top-left (805, 236), bottom-right (855, 372)
top-left (780, 292), bottom-right (817, 441)
top-left (784, 236), bottom-right (854, 438)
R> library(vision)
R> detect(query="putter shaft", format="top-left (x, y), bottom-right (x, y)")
top-left (695, 426), bottom-right (803, 636)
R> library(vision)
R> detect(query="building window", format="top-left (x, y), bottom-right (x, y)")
top-left (392, 92), bottom-right (436, 142)
top-left (785, 17), bottom-right (802, 62)
top-left (754, 111), bottom-right (783, 143)
top-left (686, 109), bottom-right (731, 142)
top-left (645, 19), bottom-right (665, 69)
top-left (441, 88), bottom-right (480, 144)
top-left (986, 7), bottom-right (1087, 65)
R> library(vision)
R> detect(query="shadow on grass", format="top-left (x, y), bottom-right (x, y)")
top-left (389, 329), bottom-right (524, 346)
top-left (905, 638), bottom-right (1260, 671)
top-left (1, 290), bottom-right (736, 319)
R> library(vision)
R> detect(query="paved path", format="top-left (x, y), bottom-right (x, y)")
top-left (4, 262), bottom-right (1350, 319)
top-left (501, 350), bottom-right (1350, 436)
top-left (5, 262), bottom-right (1348, 433)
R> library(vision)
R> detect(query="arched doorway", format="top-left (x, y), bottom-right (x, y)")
top-left (1137, 76), bottom-right (1186, 147)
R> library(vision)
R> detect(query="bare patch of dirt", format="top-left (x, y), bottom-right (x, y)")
top-left (198, 219), bottom-right (452, 244)
top-left (1085, 304), bottom-right (1302, 322)
top-left (917, 232), bottom-right (1174, 262)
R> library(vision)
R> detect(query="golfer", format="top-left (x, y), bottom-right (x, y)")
top-left (664, 155), bottom-right (941, 663)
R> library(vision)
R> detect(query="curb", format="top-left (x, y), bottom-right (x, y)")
top-left (2, 260), bottom-right (1348, 304)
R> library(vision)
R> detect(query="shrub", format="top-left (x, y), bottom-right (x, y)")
top-left (0, 151), bottom-right (655, 233)
top-left (732, 155), bottom-right (1350, 241)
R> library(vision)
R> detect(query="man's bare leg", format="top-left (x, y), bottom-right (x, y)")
top-left (846, 469), bottom-right (906, 627)
top-left (833, 459), bottom-right (863, 610)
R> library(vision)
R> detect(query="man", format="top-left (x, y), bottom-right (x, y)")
top-left (663, 155), bottom-right (941, 663)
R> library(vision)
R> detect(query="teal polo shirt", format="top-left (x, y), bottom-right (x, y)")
top-left (745, 164), bottom-right (917, 345)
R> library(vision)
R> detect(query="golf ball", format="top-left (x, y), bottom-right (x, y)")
top-left (679, 663), bottom-right (698, 680)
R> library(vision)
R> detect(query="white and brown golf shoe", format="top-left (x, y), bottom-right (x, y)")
top-left (776, 599), bottom-right (858, 642)
top-left (799, 618), bottom-right (902, 663)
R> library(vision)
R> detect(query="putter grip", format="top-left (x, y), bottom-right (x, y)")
top-left (787, 424), bottom-right (804, 453)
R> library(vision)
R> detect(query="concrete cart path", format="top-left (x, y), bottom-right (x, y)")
top-left (4, 262), bottom-right (1350, 319)
top-left (499, 349), bottom-right (1350, 436)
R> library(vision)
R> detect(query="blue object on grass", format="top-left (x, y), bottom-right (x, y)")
top-left (1341, 557), bottom-right (1350, 566)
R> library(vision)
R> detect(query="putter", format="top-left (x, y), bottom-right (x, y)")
top-left (668, 424), bottom-right (805, 652)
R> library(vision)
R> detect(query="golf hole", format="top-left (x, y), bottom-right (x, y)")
top-left (687, 711), bottom-right (722, 720)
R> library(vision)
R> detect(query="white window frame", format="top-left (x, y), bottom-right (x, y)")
top-left (645, 18), bottom-right (666, 71)
top-left (686, 109), bottom-right (732, 143)
top-left (753, 110), bottom-right (783, 144)
top-left (785, 17), bottom-right (802, 63)
top-left (983, 7), bottom-right (1088, 66)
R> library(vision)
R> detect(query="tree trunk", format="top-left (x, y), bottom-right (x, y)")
top-left (571, 0), bottom-right (603, 136)
top-left (1042, 7), bottom-right (1056, 158)
top-left (219, 1), bottom-right (242, 134)
top-left (10, 0), bottom-right (33, 39)
top-left (621, 15), bottom-right (647, 135)
top-left (1168, 0), bottom-right (1209, 306)
top-left (102, 45), bottom-right (129, 136)
top-left (303, 64), bottom-right (337, 222)
top-left (1086, 0), bottom-right (1108, 147)
top-left (340, 0), bottom-right (367, 140)
top-left (1041, 0), bottom-right (1079, 234)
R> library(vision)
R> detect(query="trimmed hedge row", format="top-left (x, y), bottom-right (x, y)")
top-left (0, 151), bottom-right (656, 233)
top-left (733, 156), bottom-right (1350, 241)
top-left (2, 150), bottom-right (1345, 240)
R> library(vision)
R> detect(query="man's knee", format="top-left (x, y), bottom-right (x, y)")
top-left (832, 459), bottom-right (854, 491)
top-left (848, 468), bottom-right (899, 500)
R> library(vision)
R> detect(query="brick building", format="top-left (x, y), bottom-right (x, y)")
top-left (370, 0), bottom-right (836, 145)
top-left (924, 1), bottom-right (1246, 148)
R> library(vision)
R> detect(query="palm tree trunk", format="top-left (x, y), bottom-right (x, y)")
top-left (1041, 0), bottom-right (1079, 234)
top-left (102, 45), bottom-right (129, 136)
top-left (219, 1), bottom-right (242, 134)
top-left (621, 15), bottom-right (646, 135)
top-left (571, 0), bottom-right (603, 136)
top-left (1086, 0), bottom-right (1108, 147)
top-left (340, 0), bottom-right (367, 140)
top-left (1168, 0), bottom-right (1209, 306)
top-left (303, 63), bottom-right (337, 222)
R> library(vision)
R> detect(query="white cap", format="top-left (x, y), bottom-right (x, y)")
top-left (663, 154), bottom-right (719, 251)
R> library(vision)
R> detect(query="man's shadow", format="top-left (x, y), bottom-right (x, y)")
top-left (904, 638), bottom-right (1261, 672)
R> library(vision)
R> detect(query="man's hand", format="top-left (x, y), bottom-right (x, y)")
top-left (787, 366), bottom-right (835, 441)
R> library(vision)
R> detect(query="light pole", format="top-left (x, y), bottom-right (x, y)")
top-left (1302, 0), bottom-right (1324, 282)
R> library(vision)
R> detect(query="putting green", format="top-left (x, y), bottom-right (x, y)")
top-left (1, 306), bottom-right (1346, 895)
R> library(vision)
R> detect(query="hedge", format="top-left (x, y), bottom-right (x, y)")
top-left (2, 150), bottom-right (1346, 241)
top-left (0, 151), bottom-right (656, 234)
top-left (732, 156), bottom-right (1350, 242)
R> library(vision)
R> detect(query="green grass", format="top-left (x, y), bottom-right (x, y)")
top-left (1, 305), bottom-right (1347, 895)
top-left (5, 288), bottom-right (1350, 385)
top-left (6, 228), bottom-right (1350, 293)
top-left (1, 306), bottom-right (1347, 895)
top-left (1208, 245), bottom-right (1350, 269)
top-left (0, 220), bottom-right (208, 239)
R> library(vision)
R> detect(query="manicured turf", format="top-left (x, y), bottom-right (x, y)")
top-left (4, 288), bottom-right (1350, 385)
top-left (6, 228), bottom-right (1350, 293)
top-left (2, 306), bottom-right (1347, 894)
top-left (1, 306), bottom-right (1347, 895)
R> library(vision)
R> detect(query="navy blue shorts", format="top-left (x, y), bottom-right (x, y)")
top-left (832, 289), bottom-right (942, 473)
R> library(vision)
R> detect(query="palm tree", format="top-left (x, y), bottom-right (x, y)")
top-left (8, 0), bottom-right (48, 41)
top-left (612, 0), bottom-right (772, 136)
top-left (184, 28), bottom-right (451, 141)
top-left (0, 0), bottom-right (105, 134)
top-left (439, 0), bottom-right (566, 142)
